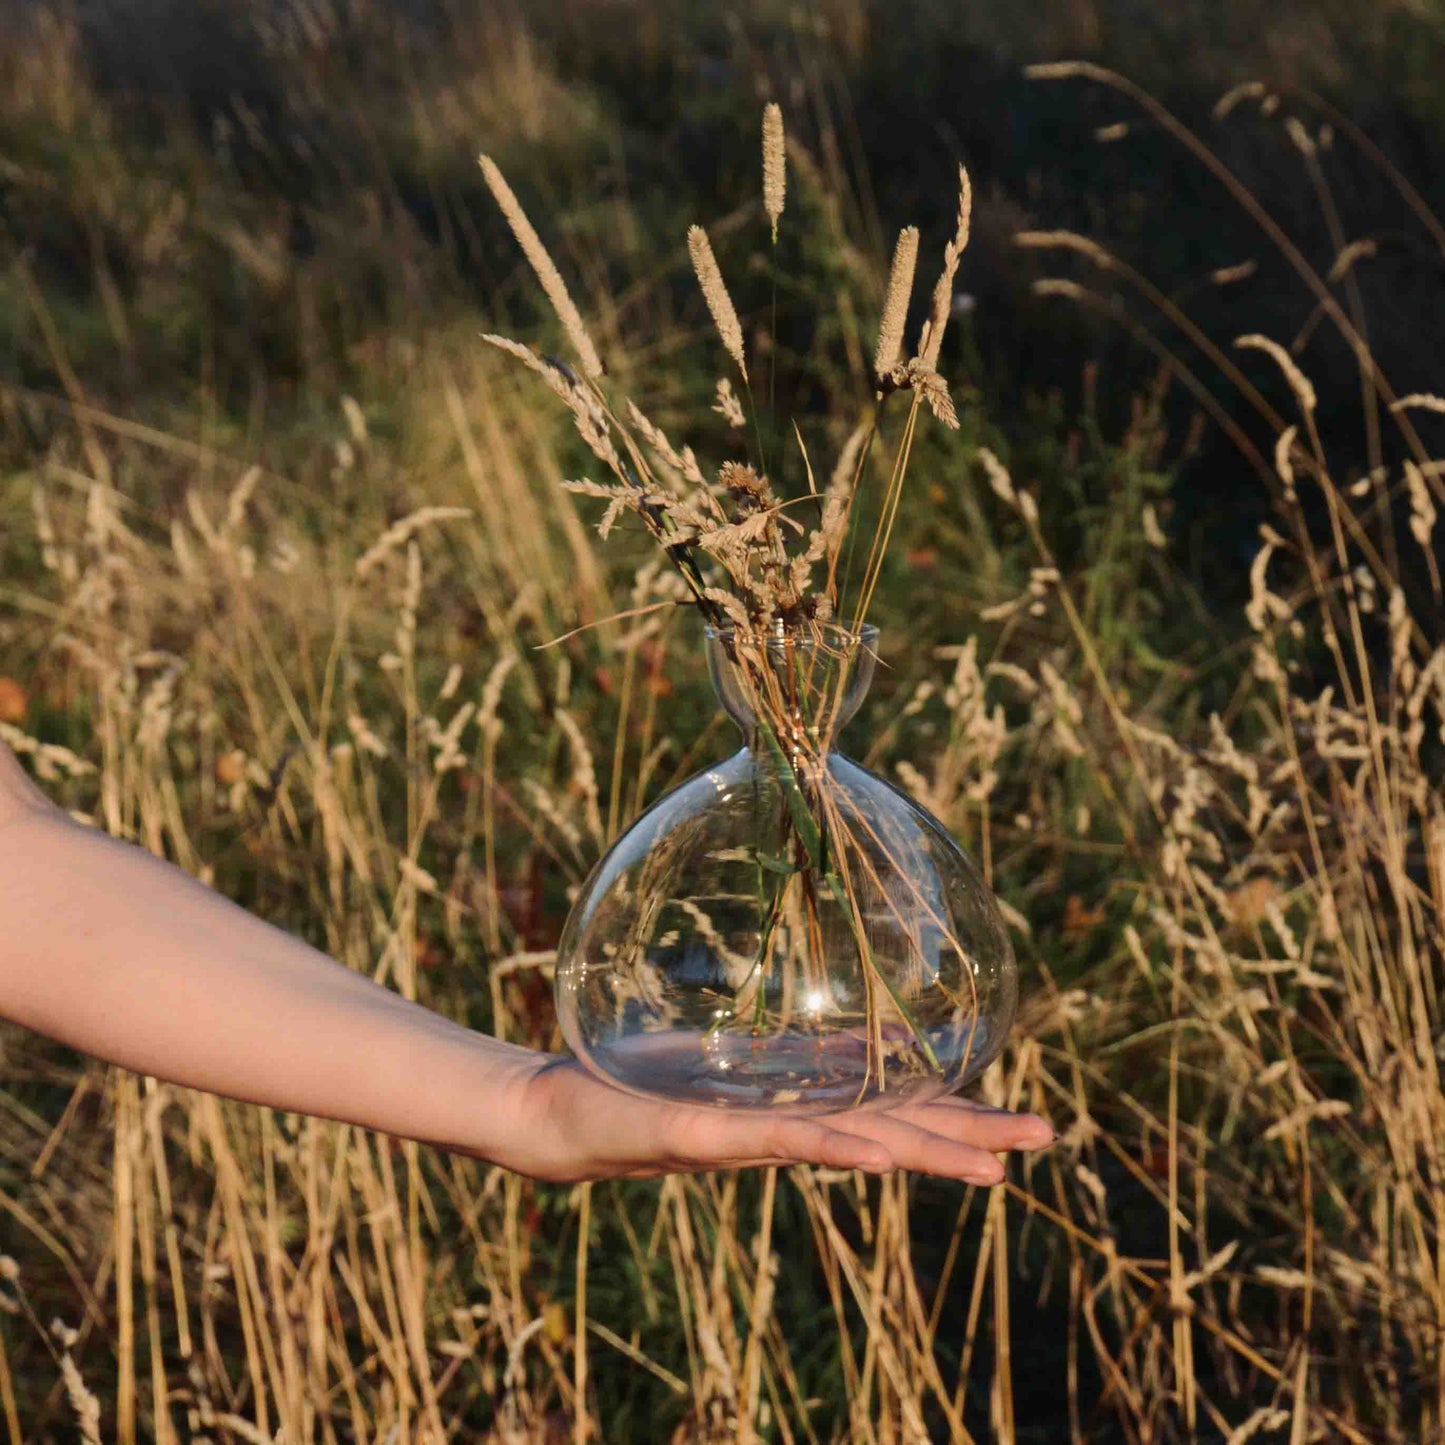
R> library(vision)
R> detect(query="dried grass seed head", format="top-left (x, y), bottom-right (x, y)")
top-left (718, 461), bottom-right (772, 507)
top-left (1235, 333), bottom-right (1316, 415)
top-left (479, 154), bottom-right (603, 380)
top-left (688, 225), bottom-right (748, 382)
top-left (713, 377), bottom-right (746, 428)
top-left (874, 226), bottom-right (920, 380)
top-left (762, 103), bottom-right (786, 240)
top-left (1405, 460), bottom-right (1437, 550)
top-left (624, 401), bottom-right (708, 495)
top-left (1393, 393), bottom-right (1445, 415)
top-left (484, 333), bottom-right (622, 476)
top-left (917, 164), bottom-right (973, 370)
top-left (903, 359), bottom-right (959, 429)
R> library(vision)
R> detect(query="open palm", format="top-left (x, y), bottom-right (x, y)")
top-left (489, 1055), bottom-right (1053, 1183)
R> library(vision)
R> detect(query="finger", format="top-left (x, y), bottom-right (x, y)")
top-left (679, 1112), bottom-right (895, 1174)
top-left (614, 1152), bottom-right (852, 1180)
top-left (829, 1113), bottom-right (1006, 1183)
top-left (889, 1100), bottom-right (1054, 1152)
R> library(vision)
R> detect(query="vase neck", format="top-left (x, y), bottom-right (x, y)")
top-left (739, 728), bottom-right (839, 771)
top-left (705, 621), bottom-right (878, 753)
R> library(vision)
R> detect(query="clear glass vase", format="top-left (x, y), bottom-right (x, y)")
top-left (554, 622), bottom-right (1018, 1111)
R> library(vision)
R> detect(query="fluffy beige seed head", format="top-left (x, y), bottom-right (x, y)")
top-left (479, 154), bottom-right (603, 380)
top-left (688, 225), bottom-right (748, 382)
top-left (762, 102), bottom-right (786, 240)
top-left (874, 226), bottom-right (919, 379)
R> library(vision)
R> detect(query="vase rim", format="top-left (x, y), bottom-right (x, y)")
top-left (703, 619), bottom-right (880, 650)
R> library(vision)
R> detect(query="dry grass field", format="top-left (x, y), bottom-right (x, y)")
top-left (1, 3), bottom-right (1443, 1441)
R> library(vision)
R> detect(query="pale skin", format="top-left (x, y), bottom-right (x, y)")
top-left (0, 740), bottom-right (1052, 1183)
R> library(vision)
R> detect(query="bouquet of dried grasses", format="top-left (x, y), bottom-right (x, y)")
top-left (479, 107), bottom-right (1007, 1104)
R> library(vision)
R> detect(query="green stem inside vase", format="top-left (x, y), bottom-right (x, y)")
top-left (752, 716), bottom-right (942, 1082)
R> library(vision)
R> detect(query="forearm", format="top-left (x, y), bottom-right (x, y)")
top-left (0, 797), bottom-right (539, 1156)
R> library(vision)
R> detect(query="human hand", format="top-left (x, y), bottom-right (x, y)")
top-left (482, 1054), bottom-right (1053, 1183)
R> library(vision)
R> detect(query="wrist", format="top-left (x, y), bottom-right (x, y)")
top-left (371, 1012), bottom-right (547, 1161)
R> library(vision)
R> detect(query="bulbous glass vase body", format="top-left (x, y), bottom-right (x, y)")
top-left (555, 624), bottom-right (1017, 1111)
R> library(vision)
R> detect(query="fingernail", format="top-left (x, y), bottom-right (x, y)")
top-left (1020, 1117), bottom-right (1055, 1147)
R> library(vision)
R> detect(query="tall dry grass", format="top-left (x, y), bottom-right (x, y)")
top-left (1, 10), bottom-right (1443, 1445)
